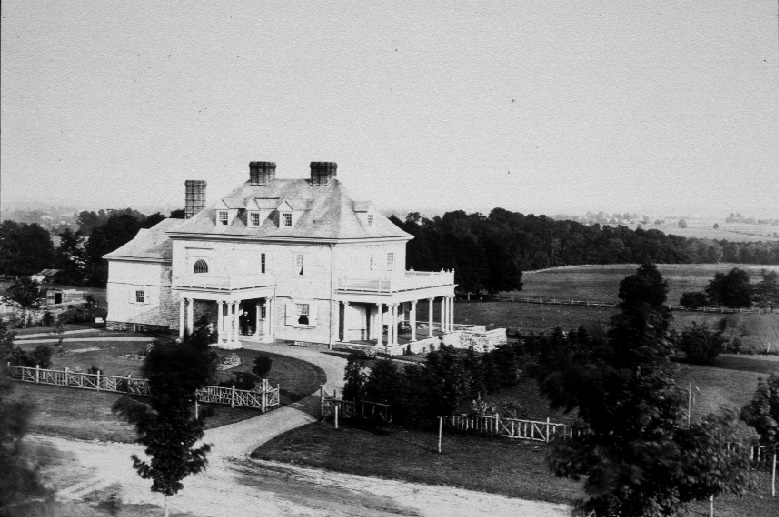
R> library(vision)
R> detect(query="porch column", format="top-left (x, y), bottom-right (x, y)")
top-left (375, 303), bottom-right (383, 345)
top-left (391, 303), bottom-right (398, 346)
top-left (217, 300), bottom-right (225, 344)
top-left (339, 301), bottom-right (349, 341)
top-left (262, 299), bottom-right (271, 337)
top-left (428, 297), bottom-right (434, 337)
top-left (179, 297), bottom-right (186, 339)
top-left (232, 300), bottom-right (240, 343)
top-left (410, 301), bottom-right (417, 341)
top-left (441, 297), bottom-right (446, 333)
top-left (269, 296), bottom-right (276, 338)
top-left (186, 297), bottom-right (194, 336)
top-left (254, 303), bottom-right (261, 336)
top-left (449, 296), bottom-right (454, 331)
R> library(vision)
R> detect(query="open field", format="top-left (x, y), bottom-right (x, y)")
top-left (618, 219), bottom-right (779, 242)
top-left (517, 263), bottom-right (779, 305)
top-left (7, 340), bottom-right (326, 443)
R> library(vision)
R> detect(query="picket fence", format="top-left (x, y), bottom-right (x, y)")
top-left (319, 386), bottom-right (392, 423)
top-left (7, 364), bottom-right (280, 412)
top-left (446, 414), bottom-right (588, 442)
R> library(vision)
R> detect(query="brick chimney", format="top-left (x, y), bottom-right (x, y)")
top-left (310, 162), bottom-right (337, 186)
top-left (249, 161), bottom-right (276, 185)
top-left (184, 180), bottom-right (206, 219)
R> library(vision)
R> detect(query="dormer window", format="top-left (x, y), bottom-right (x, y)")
top-left (193, 259), bottom-right (208, 274)
top-left (217, 211), bottom-right (229, 226)
top-left (282, 213), bottom-right (293, 227)
top-left (368, 215), bottom-right (374, 227)
top-left (250, 212), bottom-right (261, 227)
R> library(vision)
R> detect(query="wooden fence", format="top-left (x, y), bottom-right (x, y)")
top-left (493, 295), bottom-right (761, 315)
top-left (445, 414), bottom-right (588, 442)
top-left (319, 386), bottom-right (392, 423)
top-left (7, 364), bottom-right (280, 412)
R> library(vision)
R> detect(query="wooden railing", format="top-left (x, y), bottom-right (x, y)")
top-left (337, 270), bottom-right (454, 293)
top-left (320, 386), bottom-right (392, 423)
top-left (445, 414), bottom-right (588, 442)
top-left (173, 273), bottom-right (275, 290)
top-left (7, 364), bottom-right (280, 412)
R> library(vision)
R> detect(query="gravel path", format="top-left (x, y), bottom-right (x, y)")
top-left (33, 340), bottom-right (572, 516)
top-left (12, 336), bottom-right (155, 344)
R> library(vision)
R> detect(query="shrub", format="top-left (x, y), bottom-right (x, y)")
top-left (252, 354), bottom-right (273, 379)
top-left (86, 365), bottom-right (103, 375)
top-left (726, 337), bottom-right (742, 354)
top-left (218, 371), bottom-right (258, 390)
top-left (679, 323), bottom-right (724, 365)
top-left (8, 345), bottom-right (53, 368)
top-left (680, 291), bottom-right (708, 309)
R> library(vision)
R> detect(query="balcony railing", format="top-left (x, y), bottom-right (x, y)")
top-left (174, 274), bottom-right (275, 291)
top-left (337, 270), bottom-right (454, 293)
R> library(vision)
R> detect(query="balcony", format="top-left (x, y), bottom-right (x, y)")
top-left (337, 270), bottom-right (454, 294)
top-left (174, 273), bottom-right (275, 291)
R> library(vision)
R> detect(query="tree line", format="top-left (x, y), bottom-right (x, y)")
top-left (390, 208), bottom-right (779, 294)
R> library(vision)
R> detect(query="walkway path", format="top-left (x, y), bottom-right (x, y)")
top-left (15, 328), bottom-right (100, 340)
top-left (36, 340), bottom-right (571, 516)
top-left (12, 336), bottom-right (154, 344)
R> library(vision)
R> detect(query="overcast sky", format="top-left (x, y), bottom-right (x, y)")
top-left (2, 1), bottom-right (778, 218)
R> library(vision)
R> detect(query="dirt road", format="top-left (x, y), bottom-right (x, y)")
top-left (32, 341), bottom-right (571, 516)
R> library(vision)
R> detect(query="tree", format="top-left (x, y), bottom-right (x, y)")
top-left (753, 269), bottom-right (779, 311)
top-left (538, 265), bottom-right (753, 516)
top-left (84, 213), bottom-right (146, 285)
top-left (56, 227), bottom-right (86, 285)
top-left (740, 372), bottom-right (779, 447)
top-left (252, 354), bottom-right (274, 379)
top-left (0, 364), bottom-right (54, 515)
top-left (705, 268), bottom-right (752, 308)
top-left (112, 340), bottom-right (216, 516)
top-left (678, 219), bottom-right (688, 228)
top-left (680, 291), bottom-right (708, 309)
top-left (3, 278), bottom-right (41, 328)
top-left (0, 221), bottom-right (56, 277)
top-left (678, 322), bottom-right (724, 365)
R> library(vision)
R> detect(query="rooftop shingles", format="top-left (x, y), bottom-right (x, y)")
top-left (169, 178), bottom-right (410, 241)
top-left (104, 218), bottom-right (183, 261)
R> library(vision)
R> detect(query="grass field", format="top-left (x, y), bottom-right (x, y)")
top-left (8, 340), bottom-right (326, 443)
top-left (254, 420), bottom-right (776, 517)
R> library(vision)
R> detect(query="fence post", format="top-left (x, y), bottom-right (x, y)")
top-left (64, 367), bottom-right (69, 386)
top-left (194, 395), bottom-right (199, 420)
top-left (262, 379), bottom-right (267, 413)
top-left (495, 413), bottom-right (499, 435)
top-left (772, 450), bottom-right (776, 497)
top-left (231, 384), bottom-right (235, 408)
top-left (35, 364), bottom-right (39, 384)
top-left (546, 417), bottom-right (551, 443)
top-left (320, 385), bottom-right (324, 419)
top-left (96, 370), bottom-right (100, 391)
top-left (438, 416), bottom-right (443, 454)
top-left (334, 405), bottom-right (339, 429)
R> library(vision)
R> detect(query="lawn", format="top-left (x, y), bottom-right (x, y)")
top-left (7, 340), bottom-right (326, 443)
top-left (253, 420), bottom-right (777, 517)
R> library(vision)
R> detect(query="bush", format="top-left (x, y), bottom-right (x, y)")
top-left (8, 345), bottom-right (53, 368)
top-left (86, 365), bottom-right (103, 375)
top-left (252, 354), bottom-right (273, 379)
top-left (726, 337), bottom-right (742, 354)
top-left (680, 291), bottom-right (708, 309)
top-left (679, 323), bottom-right (724, 365)
top-left (218, 371), bottom-right (258, 390)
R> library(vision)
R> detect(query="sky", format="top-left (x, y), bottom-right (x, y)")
top-left (1, 1), bottom-right (778, 218)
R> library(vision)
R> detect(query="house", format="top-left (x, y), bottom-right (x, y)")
top-left (105, 161), bottom-right (502, 353)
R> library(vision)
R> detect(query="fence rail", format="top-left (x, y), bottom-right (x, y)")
top-left (446, 414), bottom-right (588, 442)
top-left (320, 386), bottom-right (392, 423)
top-left (493, 295), bottom-right (761, 314)
top-left (7, 364), bottom-right (279, 412)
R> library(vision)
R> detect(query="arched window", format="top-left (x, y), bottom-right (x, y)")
top-left (193, 259), bottom-right (208, 274)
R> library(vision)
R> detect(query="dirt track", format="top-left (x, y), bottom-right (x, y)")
top-left (31, 341), bottom-right (571, 516)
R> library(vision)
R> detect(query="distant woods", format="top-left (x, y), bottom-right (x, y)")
top-left (390, 209), bottom-right (779, 294)
top-left (0, 208), bottom-right (176, 286)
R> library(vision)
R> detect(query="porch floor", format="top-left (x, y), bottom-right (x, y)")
top-left (342, 329), bottom-right (446, 347)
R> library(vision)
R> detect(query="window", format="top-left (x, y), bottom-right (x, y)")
top-left (250, 212), bottom-right (260, 227)
top-left (135, 290), bottom-right (145, 304)
top-left (294, 254), bottom-right (304, 276)
top-left (367, 215), bottom-right (374, 227)
top-left (260, 253), bottom-right (266, 274)
top-left (193, 259), bottom-right (208, 274)
top-left (296, 303), bottom-right (309, 325)
top-left (217, 211), bottom-right (229, 226)
top-left (387, 252), bottom-right (395, 271)
top-left (282, 213), bottom-right (293, 227)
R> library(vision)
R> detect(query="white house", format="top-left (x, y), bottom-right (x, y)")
top-left (104, 161), bottom-right (474, 353)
